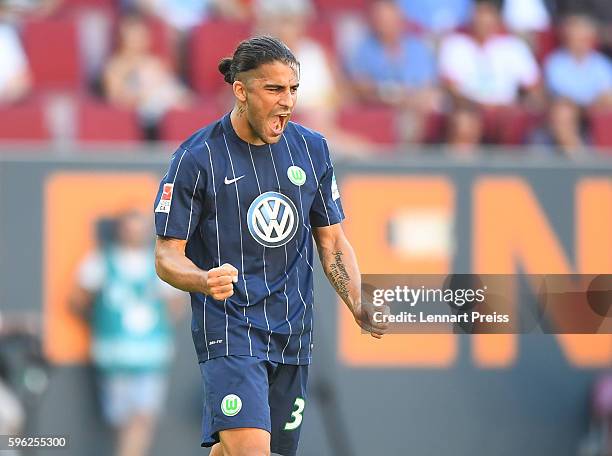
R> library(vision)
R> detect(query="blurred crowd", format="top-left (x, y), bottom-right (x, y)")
top-left (1, 0), bottom-right (612, 156)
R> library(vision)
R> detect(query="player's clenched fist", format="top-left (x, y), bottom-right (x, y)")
top-left (352, 302), bottom-right (390, 339)
top-left (203, 263), bottom-right (239, 300)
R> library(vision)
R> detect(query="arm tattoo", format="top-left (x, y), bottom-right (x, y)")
top-left (328, 250), bottom-right (350, 301)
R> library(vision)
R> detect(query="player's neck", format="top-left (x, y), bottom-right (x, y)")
top-left (230, 107), bottom-right (265, 146)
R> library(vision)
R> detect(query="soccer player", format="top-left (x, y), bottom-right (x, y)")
top-left (153, 36), bottom-right (386, 456)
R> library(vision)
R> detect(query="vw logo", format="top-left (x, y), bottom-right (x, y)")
top-left (247, 192), bottom-right (299, 248)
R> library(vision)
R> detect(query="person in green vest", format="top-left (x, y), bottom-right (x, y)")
top-left (70, 210), bottom-right (183, 456)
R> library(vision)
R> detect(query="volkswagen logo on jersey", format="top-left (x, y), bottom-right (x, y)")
top-left (247, 191), bottom-right (299, 248)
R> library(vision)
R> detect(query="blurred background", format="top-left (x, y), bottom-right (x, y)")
top-left (0, 0), bottom-right (611, 455)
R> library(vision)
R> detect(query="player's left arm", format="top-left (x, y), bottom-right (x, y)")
top-left (313, 223), bottom-right (387, 339)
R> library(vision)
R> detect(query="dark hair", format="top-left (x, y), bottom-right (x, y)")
top-left (218, 35), bottom-right (299, 84)
top-left (562, 11), bottom-right (598, 26)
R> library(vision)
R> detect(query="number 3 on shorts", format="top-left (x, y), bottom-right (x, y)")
top-left (284, 397), bottom-right (305, 431)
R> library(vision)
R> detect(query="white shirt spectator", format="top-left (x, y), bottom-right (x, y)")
top-left (293, 39), bottom-right (336, 112)
top-left (0, 24), bottom-right (28, 99)
top-left (439, 33), bottom-right (540, 105)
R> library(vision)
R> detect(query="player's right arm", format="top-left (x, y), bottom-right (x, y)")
top-left (154, 149), bottom-right (237, 300)
top-left (155, 236), bottom-right (238, 301)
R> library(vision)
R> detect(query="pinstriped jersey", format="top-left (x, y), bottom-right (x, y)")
top-left (153, 113), bottom-right (344, 365)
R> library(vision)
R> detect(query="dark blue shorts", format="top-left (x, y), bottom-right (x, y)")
top-left (199, 355), bottom-right (309, 456)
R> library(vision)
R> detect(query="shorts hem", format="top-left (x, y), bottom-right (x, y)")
top-left (201, 423), bottom-right (271, 447)
top-left (271, 446), bottom-right (298, 456)
top-left (198, 352), bottom-right (311, 366)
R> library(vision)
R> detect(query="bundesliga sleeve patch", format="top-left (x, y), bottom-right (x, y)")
top-left (331, 173), bottom-right (340, 201)
top-left (155, 183), bottom-right (174, 213)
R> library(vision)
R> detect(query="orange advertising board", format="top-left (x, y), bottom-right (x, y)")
top-left (43, 172), bottom-right (159, 364)
top-left (340, 175), bottom-right (612, 368)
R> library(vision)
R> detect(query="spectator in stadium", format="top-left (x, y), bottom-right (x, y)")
top-left (0, 23), bottom-right (31, 104)
top-left (554, 0), bottom-right (612, 58)
top-left (397, 0), bottom-right (474, 35)
top-left (344, 0), bottom-right (441, 144)
top-left (70, 210), bottom-right (183, 456)
top-left (502, 0), bottom-right (552, 57)
top-left (545, 14), bottom-right (612, 154)
top-left (102, 14), bottom-right (191, 139)
top-left (0, 0), bottom-right (61, 20)
top-left (439, 0), bottom-right (542, 151)
top-left (254, 0), bottom-right (373, 155)
top-left (127, 0), bottom-right (250, 33)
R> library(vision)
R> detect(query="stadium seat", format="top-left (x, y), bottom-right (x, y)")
top-left (0, 100), bottom-right (50, 140)
top-left (421, 112), bottom-right (446, 144)
top-left (589, 111), bottom-right (612, 153)
top-left (534, 27), bottom-right (559, 64)
top-left (189, 21), bottom-right (252, 96)
top-left (159, 106), bottom-right (223, 142)
top-left (21, 18), bottom-right (82, 92)
top-left (77, 100), bottom-right (142, 142)
top-left (147, 17), bottom-right (176, 67)
top-left (306, 18), bottom-right (336, 51)
top-left (60, 0), bottom-right (115, 8)
top-left (481, 106), bottom-right (535, 145)
top-left (107, 16), bottom-right (175, 67)
top-left (337, 105), bottom-right (399, 145)
top-left (312, 0), bottom-right (368, 15)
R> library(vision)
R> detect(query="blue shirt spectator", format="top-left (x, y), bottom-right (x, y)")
top-left (545, 50), bottom-right (612, 106)
top-left (546, 14), bottom-right (612, 153)
top-left (346, 34), bottom-right (437, 90)
top-left (398, 0), bottom-right (473, 33)
top-left (344, 0), bottom-right (442, 144)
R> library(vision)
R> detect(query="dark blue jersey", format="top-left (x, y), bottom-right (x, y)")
top-left (154, 113), bottom-right (344, 365)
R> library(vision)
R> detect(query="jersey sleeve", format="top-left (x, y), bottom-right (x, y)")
top-left (154, 148), bottom-right (205, 240)
top-left (309, 139), bottom-right (345, 227)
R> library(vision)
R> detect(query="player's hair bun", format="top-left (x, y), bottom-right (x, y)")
top-left (218, 37), bottom-right (299, 85)
top-left (218, 57), bottom-right (234, 84)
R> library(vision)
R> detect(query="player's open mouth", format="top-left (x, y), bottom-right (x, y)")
top-left (270, 113), bottom-right (290, 136)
